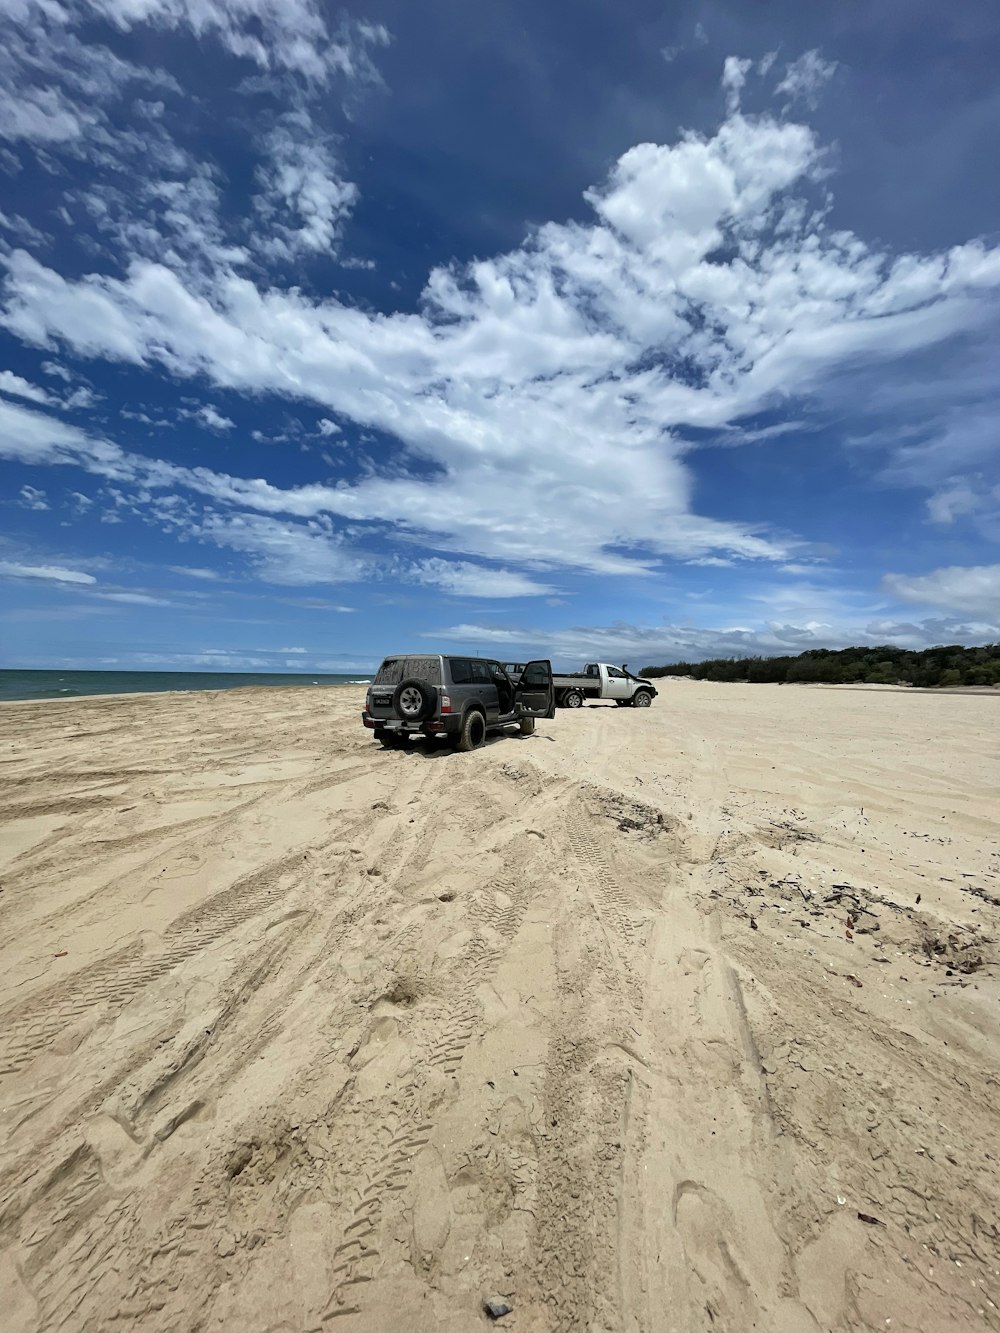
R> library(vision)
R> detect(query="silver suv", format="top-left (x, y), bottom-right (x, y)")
top-left (363, 654), bottom-right (554, 752)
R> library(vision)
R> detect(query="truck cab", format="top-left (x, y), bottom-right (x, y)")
top-left (582, 663), bottom-right (634, 700)
top-left (553, 663), bottom-right (657, 709)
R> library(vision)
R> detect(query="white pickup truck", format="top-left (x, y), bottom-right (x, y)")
top-left (552, 663), bottom-right (658, 709)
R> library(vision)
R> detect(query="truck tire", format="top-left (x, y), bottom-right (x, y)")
top-left (615, 699), bottom-right (630, 707)
top-left (519, 716), bottom-right (535, 735)
top-left (456, 709), bottom-right (487, 752)
top-left (562, 689), bottom-right (584, 709)
top-left (393, 677), bottom-right (434, 722)
top-left (631, 690), bottom-right (653, 708)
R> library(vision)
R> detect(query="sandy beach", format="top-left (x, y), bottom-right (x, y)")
top-left (0, 680), bottom-right (998, 1332)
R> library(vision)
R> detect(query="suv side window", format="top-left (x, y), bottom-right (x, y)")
top-left (470, 660), bottom-right (493, 684)
top-left (448, 658), bottom-right (474, 685)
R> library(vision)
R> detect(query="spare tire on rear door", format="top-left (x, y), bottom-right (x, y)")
top-left (392, 677), bottom-right (435, 722)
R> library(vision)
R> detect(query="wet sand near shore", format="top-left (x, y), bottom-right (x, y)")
top-left (0, 680), bottom-right (998, 1332)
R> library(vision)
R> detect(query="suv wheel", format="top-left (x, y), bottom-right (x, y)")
top-left (456, 709), bottom-right (487, 752)
top-left (377, 730), bottom-right (399, 748)
top-left (519, 716), bottom-right (535, 735)
top-left (632, 690), bottom-right (652, 708)
top-left (393, 677), bottom-right (434, 722)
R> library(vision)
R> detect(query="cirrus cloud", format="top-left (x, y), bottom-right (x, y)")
top-left (0, 559), bottom-right (97, 585)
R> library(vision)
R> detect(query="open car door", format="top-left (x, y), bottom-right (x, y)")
top-left (514, 659), bottom-right (555, 719)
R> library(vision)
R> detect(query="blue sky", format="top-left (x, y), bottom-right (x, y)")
top-left (1, 0), bottom-right (999, 674)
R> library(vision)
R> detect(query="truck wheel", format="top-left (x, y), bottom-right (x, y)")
top-left (615, 699), bottom-right (630, 707)
top-left (519, 716), bottom-right (535, 735)
top-left (456, 709), bottom-right (487, 752)
top-left (632, 690), bottom-right (652, 708)
top-left (393, 677), bottom-right (434, 722)
top-left (563, 689), bottom-right (584, 709)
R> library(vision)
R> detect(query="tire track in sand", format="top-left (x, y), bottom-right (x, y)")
top-left (321, 857), bottom-right (543, 1320)
top-left (0, 851), bottom-right (307, 1078)
top-left (520, 797), bottom-right (656, 1333)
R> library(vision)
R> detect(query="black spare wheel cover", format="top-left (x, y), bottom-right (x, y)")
top-left (392, 677), bottom-right (435, 721)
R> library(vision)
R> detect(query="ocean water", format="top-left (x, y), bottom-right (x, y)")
top-left (0, 669), bottom-right (373, 704)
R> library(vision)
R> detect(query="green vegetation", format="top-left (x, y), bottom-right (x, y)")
top-left (640, 644), bottom-right (1000, 688)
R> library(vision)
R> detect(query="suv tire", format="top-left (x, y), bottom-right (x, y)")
top-left (519, 716), bottom-right (535, 735)
top-left (393, 677), bottom-right (435, 722)
top-left (377, 730), bottom-right (400, 748)
top-left (456, 709), bottom-right (487, 752)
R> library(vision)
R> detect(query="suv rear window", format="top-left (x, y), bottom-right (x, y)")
top-left (373, 656), bottom-right (442, 687)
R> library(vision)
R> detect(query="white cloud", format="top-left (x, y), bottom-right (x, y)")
top-left (93, 590), bottom-right (173, 604)
top-left (196, 511), bottom-right (365, 585)
top-left (775, 51), bottom-right (838, 108)
top-left (0, 559), bottom-right (97, 585)
top-left (139, 648), bottom-right (272, 668)
top-left (19, 484), bottom-right (49, 510)
top-left (254, 114), bottom-right (358, 259)
top-left (721, 56), bottom-right (752, 113)
top-left (278, 596), bottom-right (354, 612)
top-left (925, 480), bottom-right (990, 525)
top-left (0, 8), bottom-right (177, 149)
top-left (409, 558), bottom-right (555, 599)
top-left (883, 564), bottom-right (1000, 619)
top-left (758, 51), bottom-right (778, 78)
top-left (63, 385), bottom-right (99, 410)
top-left (318, 418), bottom-right (341, 436)
top-left (42, 360), bottom-right (74, 382)
top-left (0, 209), bottom-right (51, 249)
top-left (0, 1), bottom-right (387, 160)
top-left (196, 404), bottom-right (235, 431)
top-left (3, 76), bottom-right (1000, 587)
top-left (169, 564), bottom-right (220, 579)
top-left (424, 612), bottom-right (1000, 666)
top-left (660, 20), bottom-right (708, 65)
top-left (0, 0), bottom-right (386, 299)
top-left (85, 1), bottom-right (389, 85)
top-left (279, 645), bottom-right (306, 653)
top-left (0, 370), bottom-right (54, 405)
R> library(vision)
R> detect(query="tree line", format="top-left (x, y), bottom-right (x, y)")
top-left (639, 643), bottom-right (1000, 688)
